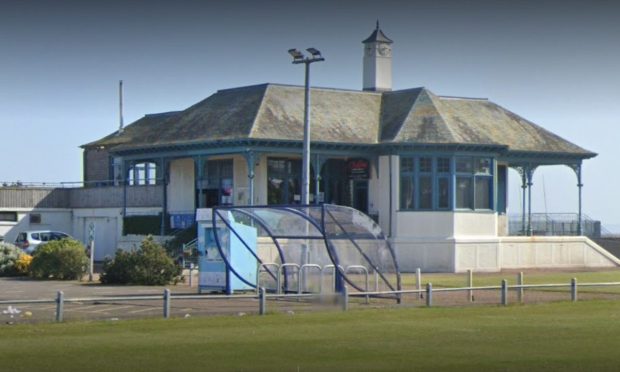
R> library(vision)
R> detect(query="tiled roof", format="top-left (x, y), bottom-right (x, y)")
top-left (84, 84), bottom-right (595, 158)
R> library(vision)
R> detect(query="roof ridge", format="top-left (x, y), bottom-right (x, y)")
top-left (248, 84), bottom-right (271, 138)
top-left (425, 90), bottom-right (460, 142)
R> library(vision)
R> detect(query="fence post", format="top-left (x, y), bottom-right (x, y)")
top-left (341, 285), bottom-right (349, 312)
top-left (163, 289), bottom-right (171, 319)
top-left (416, 268), bottom-right (422, 299)
top-left (374, 268), bottom-right (379, 291)
top-left (517, 272), bottom-right (524, 304)
top-left (56, 291), bottom-right (64, 323)
top-left (467, 269), bottom-right (473, 302)
top-left (501, 279), bottom-right (508, 306)
top-left (259, 287), bottom-right (266, 315)
top-left (571, 278), bottom-right (578, 302)
top-left (188, 263), bottom-right (194, 288)
top-left (426, 283), bottom-right (432, 307)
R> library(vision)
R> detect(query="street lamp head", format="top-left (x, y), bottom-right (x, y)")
top-left (306, 48), bottom-right (322, 58)
top-left (288, 48), bottom-right (305, 62)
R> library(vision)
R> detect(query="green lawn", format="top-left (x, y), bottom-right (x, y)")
top-left (3, 300), bottom-right (620, 371)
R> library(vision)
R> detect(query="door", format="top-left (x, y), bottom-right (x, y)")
top-left (83, 217), bottom-right (118, 261)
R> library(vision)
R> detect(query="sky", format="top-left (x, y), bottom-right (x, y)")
top-left (1, 0), bottom-right (619, 231)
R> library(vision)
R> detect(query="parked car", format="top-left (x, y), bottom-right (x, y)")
top-left (14, 231), bottom-right (71, 254)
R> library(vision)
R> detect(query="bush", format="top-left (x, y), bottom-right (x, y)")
top-left (14, 254), bottom-right (33, 275)
top-left (0, 242), bottom-right (27, 276)
top-left (101, 236), bottom-right (182, 285)
top-left (29, 239), bottom-right (88, 280)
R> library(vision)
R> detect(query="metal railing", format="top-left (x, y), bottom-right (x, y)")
top-left (508, 213), bottom-right (601, 238)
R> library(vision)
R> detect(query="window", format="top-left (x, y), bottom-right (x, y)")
top-left (267, 158), bottom-right (302, 205)
top-left (400, 158), bottom-right (415, 210)
top-left (29, 214), bottom-right (42, 224)
top-left (438, 178), bottom-right (450, 209)
top-left (437, 158), bottom-right (451, 173)
top-left (455, 156), bottom-right (493, 210)
top-left (456, 177), bottom-right (473, 209)
top-left (0, 212), bottom-right (17, 222)
top-left (400, 155), bottom-right (493, 211)
top-left (128, 161), bottom-right (158, 185)
top-left (203, 159), bottom-right (234, 207)
top-left (399, 156), bottom-right (450, 211)
top-left (475, 177), bottom-right (491, 209)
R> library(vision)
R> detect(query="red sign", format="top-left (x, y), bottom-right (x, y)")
top-left (347, 159), bottom-right (370, 180)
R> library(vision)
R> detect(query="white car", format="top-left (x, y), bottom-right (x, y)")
top-left (14, 231), bottom-right (71, 254)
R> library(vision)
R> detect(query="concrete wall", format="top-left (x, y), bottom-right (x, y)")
top-left (454, 212), bottom-right (497, 237)
top-left (0, 208), bottom-right (73, 244)
top-left (395, 212), bottom-right (454, 238)
top-left (73, 207), bottom-right (162, 260)
top-left (0, 186), bottom-right (163, 209)
top-left (167, 158), bottom-right (195, 214)
top-left (70, 185), bottom-right (163, 208)
top-left (0, 188), bottom-right (69, 208)
top-left (499, 236), bottom-right (620, 270)
top-left (455, 239), bottom-right (501, 272)
top-left (391, 237), bottom-right (455, 272)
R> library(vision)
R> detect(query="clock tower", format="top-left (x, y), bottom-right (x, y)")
top-left (362, 21), bottom-right (393, 92)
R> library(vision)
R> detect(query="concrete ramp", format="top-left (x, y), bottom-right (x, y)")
top-left (499, 236), bottom-right (620, 270)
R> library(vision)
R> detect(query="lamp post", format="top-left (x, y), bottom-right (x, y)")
top-left (288, 48), bottom-right (324, 205)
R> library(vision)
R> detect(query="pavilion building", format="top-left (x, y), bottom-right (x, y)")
top-left (75, 24), bottom-right (616, 271)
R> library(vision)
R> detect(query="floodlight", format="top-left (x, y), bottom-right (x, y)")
top-left (306, 48), bottom-right (322, 58)
top-left (288, 48), bottom-right (304, 61)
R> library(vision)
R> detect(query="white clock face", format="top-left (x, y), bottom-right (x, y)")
top-left (378, 45), bottom-right (391, 57)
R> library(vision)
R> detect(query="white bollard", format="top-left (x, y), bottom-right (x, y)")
top-left (416, 268), bottom-right (422, 299)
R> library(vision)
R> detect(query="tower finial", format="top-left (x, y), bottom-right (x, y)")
top-left (376, 19), bottom-right (380, 30)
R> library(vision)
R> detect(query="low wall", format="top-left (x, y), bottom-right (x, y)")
top-left (392, 236), bottom-right (620, 273)
top-left (499, 236), bottom-right (620, 270)
top-left (391, 238), bottom-right (455, 272)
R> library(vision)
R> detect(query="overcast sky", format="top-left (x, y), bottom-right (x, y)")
top-left (1, 0), bottom-right (619, 230)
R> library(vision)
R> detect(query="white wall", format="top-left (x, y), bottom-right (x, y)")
top-left (367, 157), bottom-right (380, 218)
top-left (73, 207), bottom-right (161, 260)
top-left (454, 212), bottom-right (497, 237)
top-left (376, 155), bottom-right (395, 237)
top-left (391, 237), bottom-right (455, 272)
top-left (499, 236), bottom-right (620, 269)
top-left (167, 158), bottom-right (195, 214)
top-left (395, 212), bottom-right (454, 238)
top-left (0, 208), bottom-right (72, 244)
top-left (392, 235), bottom-right (620, 273)
top-left (254, 154), bottom-right (268, 205)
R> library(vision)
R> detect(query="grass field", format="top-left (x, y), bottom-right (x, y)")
top-left (3, 300), bottom-right (620, 371)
